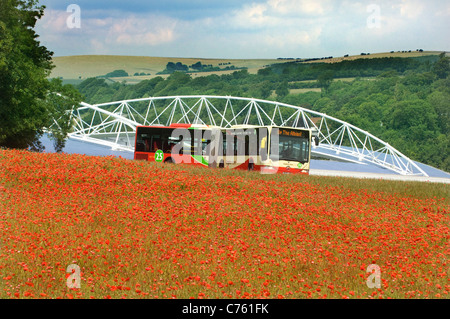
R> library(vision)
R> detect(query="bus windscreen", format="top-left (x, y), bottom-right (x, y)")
top-left (270, 128), bottom-right (310, 163)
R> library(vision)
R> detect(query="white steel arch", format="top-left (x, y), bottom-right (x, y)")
top-left (63, 95), bottom-right (428, 176)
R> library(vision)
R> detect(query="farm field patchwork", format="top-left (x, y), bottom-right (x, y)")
top-left (0, 149), bottom-right (448, 299)
top-left (50, 55), bottom-right (282, 81)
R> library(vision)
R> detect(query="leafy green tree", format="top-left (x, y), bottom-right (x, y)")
top-left (46, 78), bottom-right (83, 152)
top-left (259, 80), bottom-right (274, 99)
top-left (433, 52), bottom-right (450, 79)
top-left (257, 67), bottom-right (274, 77)
top-left (428, 90), bottom-right (449, 135)
top-left (0, 0), bottom-right (81, 152)
top-left (154, 72), bottom-right (192, 96)
top-left (104, 69), bottom-right (128, 77)
top-left (232, 69), bottom-right (249, 80)
top-left (313, 97), bottom-right (337, 114)
top-left (164, 62), bottom-right (188, 73)
top-left (317, 70), bottom-right (334, 93)
top-left (275, 81), bottom-right (289, 98)
top-left (133, 77), bottom-right (164, 97)
top-left (191, 61), bottom-right (203, 71)
top-left (0, 0), bottom-right (53, 150)
top-left (175, 62), bottom-right (188, 72)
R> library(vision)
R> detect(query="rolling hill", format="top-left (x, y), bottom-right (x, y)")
top-left (50, 55), bottom-right (283, 84)
top-left (50, 51), bottom-right (443, 85)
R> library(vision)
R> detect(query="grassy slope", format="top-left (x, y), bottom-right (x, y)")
top-left (50, 51), bottom-right (443, 85)
top-left (303, 50), bottom-right (441, 64)
top-left (50, 55), bottom-right (282, 81)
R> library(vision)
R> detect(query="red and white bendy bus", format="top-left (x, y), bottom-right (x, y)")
top-left (134, 123), bottom-right (318, 174)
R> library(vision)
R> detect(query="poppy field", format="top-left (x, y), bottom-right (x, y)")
top-left (0, 149), bottom-right (448, 299)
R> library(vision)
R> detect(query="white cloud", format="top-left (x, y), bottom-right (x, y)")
top-left (230, 3), bottom-right (271, 29)
top-left (268, 0), bottom-right (330, 16)
top-left (229, 0), bottom-right (333, 30)
top-left (37, 9), bottom-right (71, 31)
top-left (215, 1), bottom-right (326, 57)
top-left (36, 9), bottom-right (179, 54)
top-left (107, 15), bottom-right (177, 46)
top-left (397, 0), bottom-right (425, 19)
top-left (264, 26), bottom-right (322, 47)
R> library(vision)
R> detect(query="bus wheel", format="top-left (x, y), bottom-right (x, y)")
top-left (248, 162), bottom-right (254, 171)
top-left (164, 157), bottom-right (174, 164)
top-left (219, 160), bottom-right (224, 168)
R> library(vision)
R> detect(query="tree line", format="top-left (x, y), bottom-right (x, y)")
top-left (158, 61), bottom-right (244, 74)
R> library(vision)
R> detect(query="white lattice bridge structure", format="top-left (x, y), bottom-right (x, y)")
top-left (61, 95), bottom-right (428, 176)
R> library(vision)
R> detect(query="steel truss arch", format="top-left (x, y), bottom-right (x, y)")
top-left (63, 95), bottom-right (428, 176)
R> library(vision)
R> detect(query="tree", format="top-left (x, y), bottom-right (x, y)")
top-left (232, 69), bottom-right (249, 80)
top-left (104, 69), bottom-right (129, 77)
top-left (317, 70), bottom-right (334, 93)
top-left (166, 62), bottom-right (176, 72)
top-left (275, 81), bottom-right (289, 98)
top-left (433, 52), bottom-right (450, 79)
top-left (175, 62), bottom-right (188, 72)
top-left (0, 0), bottom-right (64, 150)
top-left (45, 79), bottom-right (83, 152)
top-left (257, 67), bottom-right (274, 77)
top-left (191, 61), bottom-right (203, 71)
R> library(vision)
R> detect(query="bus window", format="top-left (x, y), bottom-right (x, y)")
top-left (223, 131), bottom-right (236, 157)
top-left (270, 128), bottom-right (310, 163)
top-left (151, 136), bottom-right (162, 152)
top-left (136, 139), bottom-right (145, 152)
top-left (135, 131), bottom-right (152, 152)
top-left (259, 128), bottom-right (268, 161)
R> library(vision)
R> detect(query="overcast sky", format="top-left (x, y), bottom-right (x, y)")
top-left (35, 0), bottom-right (450, 59)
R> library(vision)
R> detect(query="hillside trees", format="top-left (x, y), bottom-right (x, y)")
top-left (275, 81), bottom-right (289, 98)
top-left (46, 78), bottom-right (83, 152)
top-left (269, 56), bottom-right (438, 81)
top-left (165, 62), bottom-right (188, 73)
top-left (433, 52), bottom-right (450, 79)
top-left (312, 73), bottom-right (449, 171)
top-left (103, 69), bottom-right (129, 77)
top-left (0, 0), bottom-right (80, 150)
top-left (317, 70), bottom-right (334, 93)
